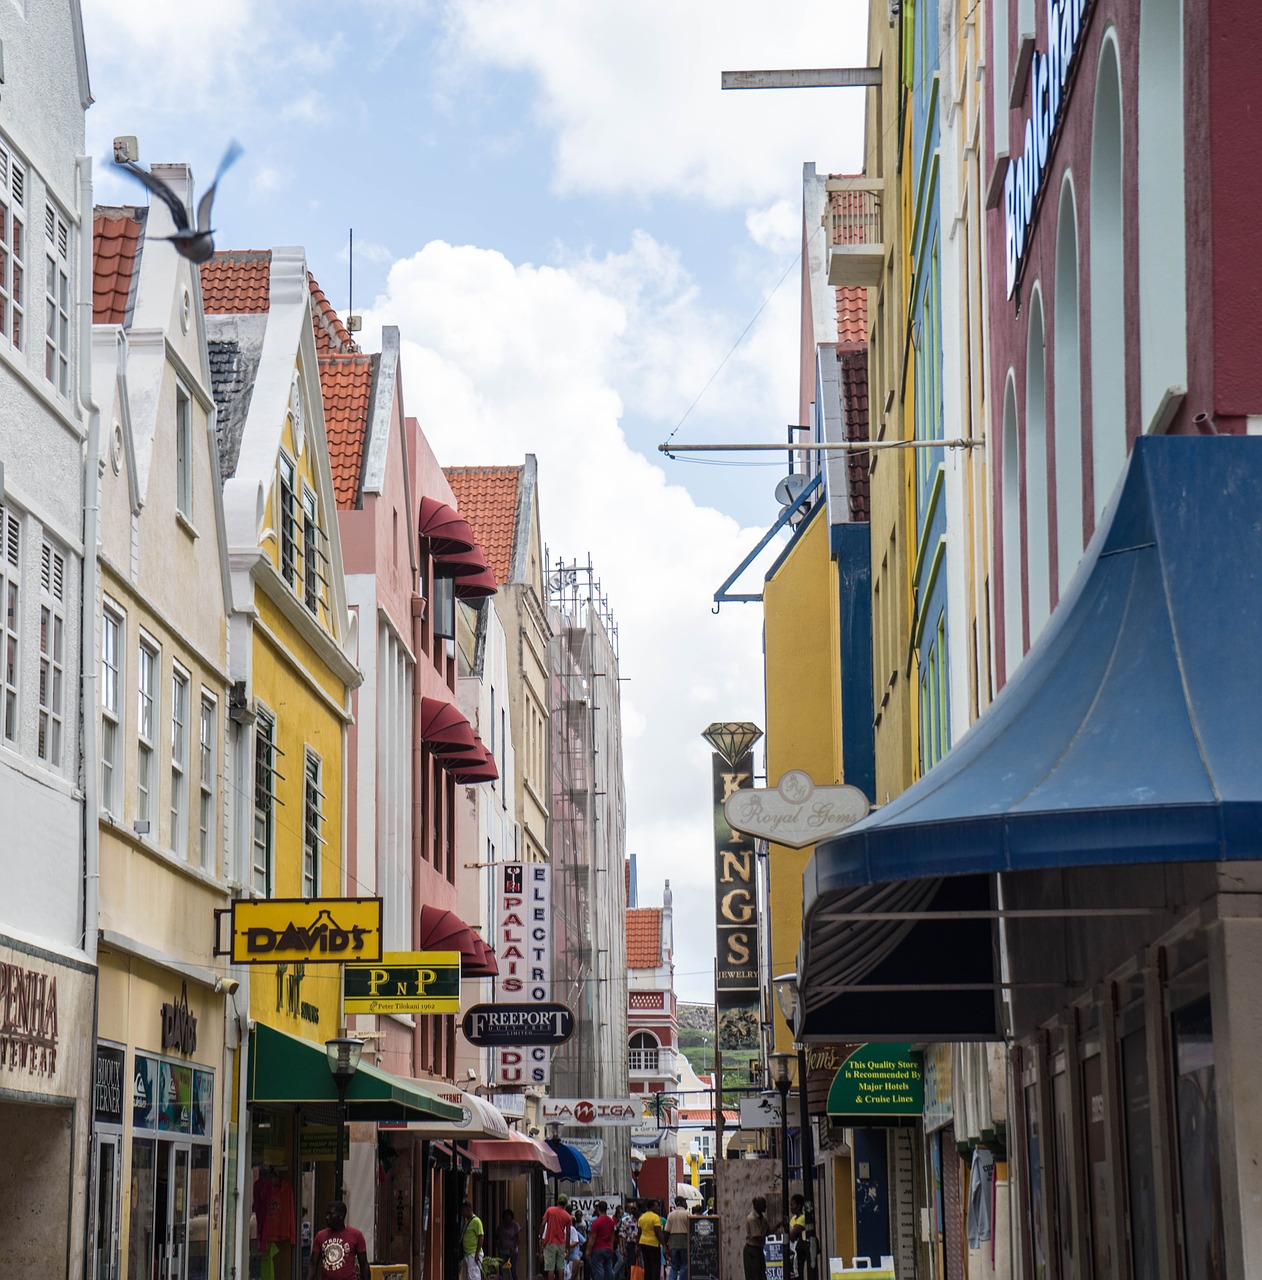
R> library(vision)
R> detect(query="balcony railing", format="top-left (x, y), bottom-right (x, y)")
top-left (825, 177), bottom-right (885, 288)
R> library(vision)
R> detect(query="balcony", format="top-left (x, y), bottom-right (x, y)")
top-left (826, 177), bottom-right (885, 288)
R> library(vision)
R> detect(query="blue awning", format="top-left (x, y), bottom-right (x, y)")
top-left (547, 1138), bottom-right (592, 1182)
top-left (798, 436), bottom-right (1262, 1040)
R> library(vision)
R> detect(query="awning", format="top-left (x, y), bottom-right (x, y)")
top-left (449, 743), bottom-right (500, 785)
top-left (799, 437), bottom-right (1262, 1041)
top-left (379, 1089), bottom-right (510, 1139)
top-left (420, 697), bottom-right (480, 756)
top-left (547, 1138), bottom-right (592, 1182)
top-left (419, 498), bottom-right (476, 556)
top-left (416, 904), bottom-right (498, 979)
top-left (467, 1134), bottom-right (562, 1172)
top-left (436, 544), bottom-right (491, 579)
top-left (248, 1024), bottom-right (463, 1122)
top-left (456, 566), bottom-right (498, 600)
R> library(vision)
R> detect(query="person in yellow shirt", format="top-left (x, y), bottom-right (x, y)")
top-left (637, 1200), bottom-right (665, 1280)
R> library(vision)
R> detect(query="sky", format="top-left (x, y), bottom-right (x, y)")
top-left (81, 0), bottom-right (868, 1002)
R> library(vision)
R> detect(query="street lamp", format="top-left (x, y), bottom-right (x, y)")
top-left (769, 1051), bottom-right (794, 1240)
top-left (325, 1035), bottom-right (364, 1203)
top-left (773, 975), bottom-right (816, 1280)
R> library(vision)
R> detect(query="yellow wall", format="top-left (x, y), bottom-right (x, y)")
top-left (763, 510), bottom-right (841, 1053)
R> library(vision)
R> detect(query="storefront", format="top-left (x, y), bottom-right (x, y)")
top-left (93, 950), bottom-right (229, 1280)
top-left (0, 934), bottom-right (95, 1274)
top-left (797, 440), bottom-right (1262, 1279)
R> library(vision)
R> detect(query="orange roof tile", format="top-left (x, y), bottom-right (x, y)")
top-left (626, 907), bottom-right (663, 968)
top-left (444, 467), bottom-right (521, 587)
top-left (841, 349), bottom-right (870, 522)
top-left (93, 207), bottom-right (145, 325)
top-left (320, 354), bottom-right (374, 508)
top-left (309, 272), bottom-right (358, 355)
top-left (201, 250), bottom-right (272, 313)
top-left (837, 287), bottom-right (868, 351)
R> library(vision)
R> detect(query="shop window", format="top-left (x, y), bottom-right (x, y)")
top-left (1171, 997), bottom-right (1225, 1279)
top-left (1121, 1026), bottom-right (1160, 1280)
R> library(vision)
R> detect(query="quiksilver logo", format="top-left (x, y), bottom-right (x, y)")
top-left (246, 908), bottom-right (371, 955)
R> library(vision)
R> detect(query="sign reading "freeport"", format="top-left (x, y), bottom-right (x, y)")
top-left (462, 1002), bottom-right (574, 1047)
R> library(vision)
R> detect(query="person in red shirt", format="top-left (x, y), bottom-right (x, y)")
top-left (539, 1193), bottom-right (574, 1280)
top-left (585, 1202), bottom-right (618, 1280)
top-left (307, 1201), bottom-right (370, 1280)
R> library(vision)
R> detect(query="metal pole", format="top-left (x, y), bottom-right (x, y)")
top-left (658, 439), bottom-right (982, 454)
top-left (796, 1047), bottom-right (817, 1280)
top-left (334, 1082), bottom-right (348, 1203)
top-left (777, 1078), bottom-right (791, 1236)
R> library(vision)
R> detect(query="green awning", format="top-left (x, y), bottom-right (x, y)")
top-left (249, 1024), bottom-right (462, 1122)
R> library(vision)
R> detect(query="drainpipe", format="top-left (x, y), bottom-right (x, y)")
top-left (78, 154), bottom-right (101, 965)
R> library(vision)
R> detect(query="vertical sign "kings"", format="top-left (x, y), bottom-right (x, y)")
top-left (495, 862), bottom-right (553, 1086)
top-left (713, 753), bottom-right (759, 1010)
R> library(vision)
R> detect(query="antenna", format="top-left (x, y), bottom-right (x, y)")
top-left (347, 228), bottom-right (362, 336)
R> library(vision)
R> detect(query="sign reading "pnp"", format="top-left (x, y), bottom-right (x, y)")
top-left (344, 951), bottom-right (461, 1014)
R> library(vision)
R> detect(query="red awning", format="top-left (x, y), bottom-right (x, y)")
top-left (417, 905), bottom-right (496, 976)
top-left (471, 940), bottom-right (499, 977)
top-left (466, 1136), bottom-right (562, 1172)
top-left (455, 566), bottom-right (498, 600)
top-left (435, 544), bottom-right (491, 579)
top-left (418, 498), bottom-right (476, 556)
top-left (449, 743), bottom-right (499, 784)
top-left (420, 697), bottom-right (481, 756)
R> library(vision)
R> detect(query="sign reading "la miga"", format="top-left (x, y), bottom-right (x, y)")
top-left (228, 898), bottom-right (383, 964)
top-left (344, 951), bottom-right (460, 1014)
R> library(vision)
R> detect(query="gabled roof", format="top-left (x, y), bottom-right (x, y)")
top-left (444, 466), bottom-right (521, 587)
top-left (92, 207), bottom-right (147, 327)
top-left (626, 908), bottom-right (663, 968)
top-left (201, 250), bottom-right (272, 314)
top-left (309, 274), bottom-right (358, 355)
top-left (321, 353), bottom-right (375, 508)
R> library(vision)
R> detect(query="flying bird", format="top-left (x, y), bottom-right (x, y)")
top-left (115, 141), bottom-right (243, 265)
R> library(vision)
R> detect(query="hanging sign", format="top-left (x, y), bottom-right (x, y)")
top-left (541, 1098), bottom-right (641, 1126)
top-left (464, 1002), bottom-right (573, 1047)
top-left (344, 951), bottom-right (460, 1014)
top-left (724, 770), bottom-right (869, 848)
top-left (229, 898), bottom-right (383, 964)
top-left (826, 1044), bottom-right (924, 1118)
top-left (494, 862), bottom-right (553, 1086)
top-left (94, 1044), bottom-right (126, 1124)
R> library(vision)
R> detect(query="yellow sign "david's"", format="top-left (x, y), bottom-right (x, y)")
top-left (230, 899), bottom-right (383, 964)
top-left (344, 952), bottom-right (461, 1014)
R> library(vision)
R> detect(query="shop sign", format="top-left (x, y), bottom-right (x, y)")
top-left (1005, 0), bottom-right (1097, 297)
top-left (712, 752), bottom-right (759, 1005)
top-left (724, 770), bottom-right (869, 849)
top-left (494, 862), bottom-right (553, 1086)
top-left (541, 1098), bottom-right (641, 1126)
top-left (301, 1125), bottom-right (349, 1162)
top-left (0, 958), bottom-right (59, 1078)
top-left (805, 1043), bottom-right (863, 1114)
top-left (738, 1092), bottom-right (800, 1129)
top-left (94, 1043), bottom-right (126, 1124)
top-left (826, 1044), bottom-right (924, 1118)
top-left (344, 951), bottom-right (460, 1014)
top-left (161, 982), bottom-right (198, 1055)
top-left (464, 1002), bottom-right (573, 1047)
top-left (133, 1053), bottom-right (157, 1130)
top-left (228, 898), bottom-right (383, 964)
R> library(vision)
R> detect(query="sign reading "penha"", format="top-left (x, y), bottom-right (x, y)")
top-left (228, 899), bottom-right (383, 965)
top-left (462, 1002), bottom-right (574, 1047)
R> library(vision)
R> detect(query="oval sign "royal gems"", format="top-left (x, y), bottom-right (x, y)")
top-left (724, 770), bottom-right (870, 848)
top-left (461, 1002), bottom-right (575, 1047)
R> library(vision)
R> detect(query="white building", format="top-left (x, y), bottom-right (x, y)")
top-left (0, 2), bottom-right (96, 1271)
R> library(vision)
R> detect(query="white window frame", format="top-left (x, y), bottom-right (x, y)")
top-left (0, 143), bottom-right (27, 352)
top-left (278, 454), bottom-right (298, 588)
top-left (253, 708), bottom-right (282, 896)
top-left (301, 486), bottom-right (322, 615)
top-left (175, 382), bottom-right (193, 519)
top-left (629, 1031), bottom-right (660, 1075)
top-left (44, 203), bottom-right (70, 396)
top-left (0, 503), bottom-right (19, 745)
top-left (37, 539), bottom-right (66, 768)
top-left (198, 692), bottom-right (216, 872)
top-left (170, 665), bottom-right (190, 857)
top-left (101, 604), bottom-right (124, 813)
top-left (302, 748), bottom-right (325, 898)
top-left (137, 635), bottom-right (159, 828)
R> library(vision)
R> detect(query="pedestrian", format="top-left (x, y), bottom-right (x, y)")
top-left (743, 1197), bottom-right (772, 1280)
top-left (788, 1196), bottom-right (807, 1280)
top-left (540, 1193), bottom-right (574, 1280)
top-left (637, 1199), bottom-right (665, 1280)
top-left (586, 1200), bottom-right (618, 1280)
top-left (616, 1202), bottom-right (639, 1279)
top-left (567, 1211), bottom-right (587, 1280)
top-left (306, 1201), bottom-right (370, 1280)
top-left (498, 1209), bottom-right (522, 1280)
top-left (460, 1200), bottom-right (486, 1280)
top-left (663, 1197), bottom-right (691, 1280)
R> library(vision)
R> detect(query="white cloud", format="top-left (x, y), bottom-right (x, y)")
top-left (444, 0), bottom-right (868, 206)
top-left (362, 237), bottom-right (769, 998)
top-left (746, 200), bottom-right (801, 256)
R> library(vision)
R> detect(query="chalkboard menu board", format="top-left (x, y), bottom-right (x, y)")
top-left (688, 1215), bottom-right (721, 1280)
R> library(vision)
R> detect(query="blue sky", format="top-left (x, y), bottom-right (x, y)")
top-left (81, 0), bottom-right (869, 1000)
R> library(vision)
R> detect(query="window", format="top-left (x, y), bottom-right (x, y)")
top-left (1, 504), bottom-right (19, 743)
top-left (301, 489), bottom-right (321, 614)
top-left (37, 540), bottom-right (65, 766)
top-left (175, 385), bottom-right (192, 518)
top-left (629, 1031), bottom-right (660, 1074)
top-left (44, 205), bottom-right (70, 395)
top-left (170, 667), bottom-right (189, 857)
top-left (0, 145), bottom-right (26, 351)
top-left (253, 710), bottom-right (279, 895)
top-left (137, 638), bottom-right (159, 825)
top-left (101, 607), bottom-right (123, 811)
top-left (198, 695), bottom-right (216, 871)
top-left (302, 750), bottom-right (324, 897)
top-left (278, 455), bottom-right (298, 587)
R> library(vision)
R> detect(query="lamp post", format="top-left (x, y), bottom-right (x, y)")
top-left (774, 974), bottom-right (816, 1280)
top-left (769, 1051), bottom-right (794, 1242)
top-left (325, 1035), bottom-right (364, 1204)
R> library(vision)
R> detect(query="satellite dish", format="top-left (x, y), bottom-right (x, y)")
top-left (774, 474), bottom-right (808, 506)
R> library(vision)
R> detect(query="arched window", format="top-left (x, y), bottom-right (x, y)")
top-left (1025, 288), bottom-right (1050, 639)
top-left (629, 1032), bottom-right (660, 1074)
top-left (1090, 33), bottom-right (1126, 523)
top-left (1054, 176), bottom-right (1084, 593)
top-left (1001, 374), bottom-right (1023, 679)
top-left (1139, 0), bottom-right (1186, 428)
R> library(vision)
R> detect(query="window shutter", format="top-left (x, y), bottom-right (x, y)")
top-left (40, 541), bottom-right (64, 601)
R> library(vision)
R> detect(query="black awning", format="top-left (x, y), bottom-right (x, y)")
top-left (799, 436), bottom-right (1262, 1040)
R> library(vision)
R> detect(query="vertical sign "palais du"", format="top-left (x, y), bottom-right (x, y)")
top-left (713, 752), bottom-right (760, 1050)
top-left (495, 862), bottom-right (553, 1086)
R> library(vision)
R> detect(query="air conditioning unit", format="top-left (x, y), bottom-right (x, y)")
top-left (228, 680), bottom-right (254, 725)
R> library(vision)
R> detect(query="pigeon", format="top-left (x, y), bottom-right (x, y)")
top-left (115, 141), bottom-right (243, 265)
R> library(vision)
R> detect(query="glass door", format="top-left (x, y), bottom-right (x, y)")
top-left (92, 1134), bottom-right (124, 1280)
top-left (157, 1140), bottom-right (192, 1280)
